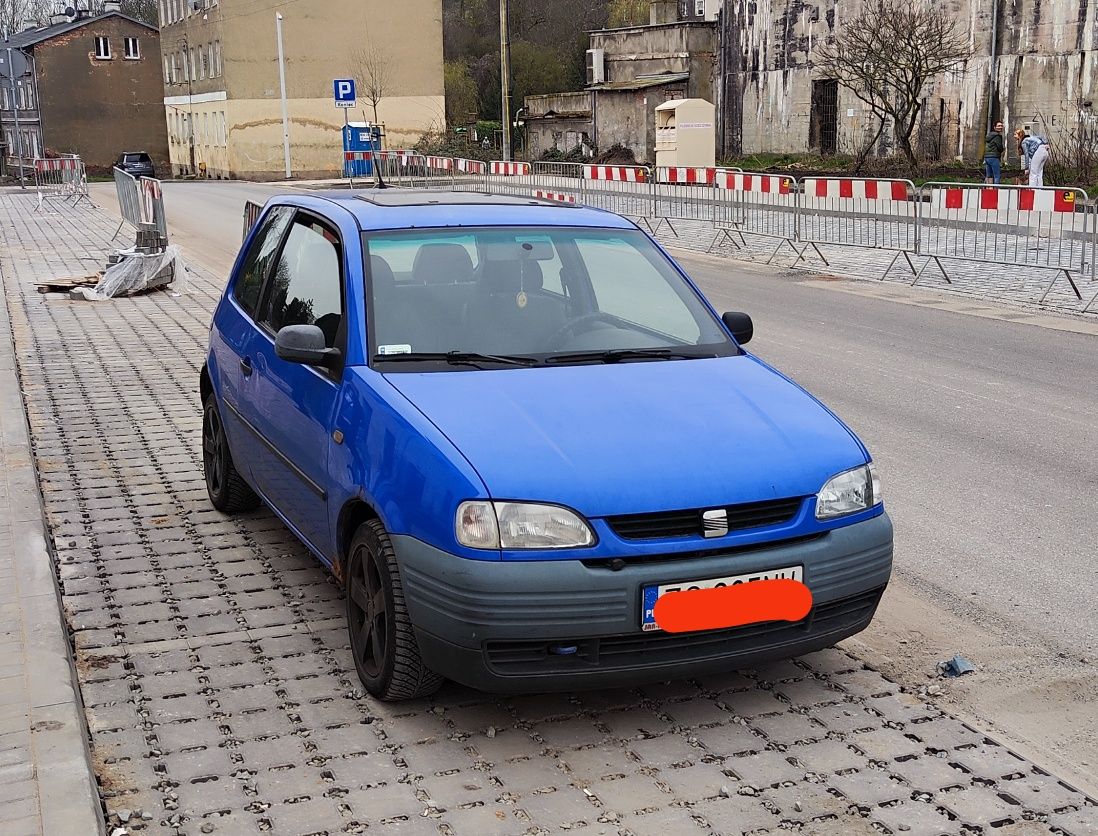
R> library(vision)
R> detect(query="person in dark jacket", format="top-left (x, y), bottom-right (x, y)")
top-left (984, 122), bottom-right (1005, 184)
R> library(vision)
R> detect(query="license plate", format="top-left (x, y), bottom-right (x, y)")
top-left (640, 565), bottom-right (804, 632)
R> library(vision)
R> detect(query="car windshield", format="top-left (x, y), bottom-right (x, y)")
top-left (364, 227), bottom-right (733, 368)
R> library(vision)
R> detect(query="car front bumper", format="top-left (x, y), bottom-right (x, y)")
top-left (393, 511), bottom-right (893, 692)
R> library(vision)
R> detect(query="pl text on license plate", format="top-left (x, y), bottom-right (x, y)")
top-left (641, 565), bottom-right (804, 632)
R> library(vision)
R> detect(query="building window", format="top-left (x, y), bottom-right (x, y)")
top-left (1, 88), bottom-right (9, 110)
top-left (207, 43), bottom-right (215, 78)
top-left (213, 41), bottom-right (222, 77)
top-left (125, 37), bottom-right (140, 59)
top-left (181, 49), bottom-right (189, 81)
top-left (695, 0), bottom-right (704, 15)
top-left (94, 36), bottom-right (111, 59)
top-left (200, 46), bottom-right (208, 79)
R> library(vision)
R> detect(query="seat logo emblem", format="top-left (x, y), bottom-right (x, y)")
top-left (702, 509), bottom-right (728, 538)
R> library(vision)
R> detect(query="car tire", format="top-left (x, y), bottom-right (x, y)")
top-left (202, 395), bottom-right (260, 513)
top-left (346, 519), bottom-right (443, 701)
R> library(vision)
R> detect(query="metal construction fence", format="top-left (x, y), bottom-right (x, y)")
top-left (917, 182), bottom-right (1091, 300)
top-left (34, 155), bottom-right (92, 211)
top-left (112, 166), bottom-right (168, 242)
top-left (329, 154), bottom-right (1098, 307)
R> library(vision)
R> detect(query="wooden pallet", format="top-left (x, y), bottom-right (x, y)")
top-left (35, 274), bottom-right (101, 294)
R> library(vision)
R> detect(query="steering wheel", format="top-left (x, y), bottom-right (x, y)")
top-left (542, 312), bottom-right (621, 351)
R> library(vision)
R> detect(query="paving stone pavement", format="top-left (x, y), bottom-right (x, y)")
top-left (1, 192), bottom-right (1097, 836)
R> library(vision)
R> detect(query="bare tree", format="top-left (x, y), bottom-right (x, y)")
top-left (0, 0), bottom-right (51, 36)
top-left (353, 39), bottom-right (391, 126)
top-left (815, 0), bottom-right (973, 169)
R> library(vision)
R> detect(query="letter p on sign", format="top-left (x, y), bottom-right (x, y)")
top-left (334, 79), bottom-right (356, 107)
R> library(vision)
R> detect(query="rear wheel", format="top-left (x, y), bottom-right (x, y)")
top-left (346, 519), bottom-right (443, 700)
top-left (202, 395), bottom-right (260, 513)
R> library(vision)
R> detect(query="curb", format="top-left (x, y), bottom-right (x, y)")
top-left (0, 270), bottom-right (105, 835)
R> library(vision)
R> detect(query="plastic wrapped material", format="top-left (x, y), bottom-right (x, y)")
top-left (73, 246), bottom-right (184, 301)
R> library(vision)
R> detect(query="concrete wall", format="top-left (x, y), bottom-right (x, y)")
top-left (592, 22), bottom-right (717, 102)
top-left (524, 92), bottom-right (593, 157)
top-left (161, 0), bottom-right (444, 179)
top-left (721, 0), bottom-right (1098, 163)
top-left (34, 16), bottom-right (169, 171)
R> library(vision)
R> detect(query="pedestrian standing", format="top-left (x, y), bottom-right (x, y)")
top-left (1018, 130), bottom-right (1050, 187)
top-left (984, 121), bottom-right (1005, 184)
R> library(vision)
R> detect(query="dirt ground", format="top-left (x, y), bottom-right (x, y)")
top-left (849, 575), bottom-right (1098, 797)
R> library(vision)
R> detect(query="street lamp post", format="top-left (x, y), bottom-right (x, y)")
top-left (275, 12), bottom-right (291, 179)
top-left (499, 0), bottom-right (511, 162)
top-left (179, 34), bottom-right (196, 176)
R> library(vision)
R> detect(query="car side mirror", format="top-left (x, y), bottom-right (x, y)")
top-left (722, 311), bottom-right (753, 345)
top-left (275, 324), bottom-right (341, 368)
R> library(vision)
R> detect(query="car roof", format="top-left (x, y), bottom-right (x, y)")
top-left (281, 189), bottom-right (637, 233)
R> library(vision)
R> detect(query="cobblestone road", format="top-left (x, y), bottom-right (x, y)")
top-left (2, 194), bottom-right (1096, 836)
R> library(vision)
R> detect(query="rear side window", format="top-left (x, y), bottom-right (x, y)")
top-left (261, 217), bottom-right (343, 348)
top-left (125, 153), bottom-right (151, 163)
top-left (234, 206), bottom-right (293, 316)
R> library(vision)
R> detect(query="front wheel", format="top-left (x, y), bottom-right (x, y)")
top-left (346, 520), bottom-right (443, 701)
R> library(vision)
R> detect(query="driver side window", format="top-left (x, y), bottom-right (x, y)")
top-left (260, 216), bottom-right (344, 349)
top-left (234, 206), bottom-right (293, 317)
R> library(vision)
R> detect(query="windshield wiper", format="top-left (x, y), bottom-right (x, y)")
top-left (373, 351), bottom-right (540, 367)
top-left (544, 348), bottom-right (712, 365)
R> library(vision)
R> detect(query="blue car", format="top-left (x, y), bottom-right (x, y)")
top-left (201, 190), bottom-right (892, 701)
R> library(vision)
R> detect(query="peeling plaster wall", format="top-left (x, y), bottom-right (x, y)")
top-left (723, 0), bottom-right (1098, 162)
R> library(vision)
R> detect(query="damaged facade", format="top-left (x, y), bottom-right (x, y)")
top-left (720, 0), bottom-right (1098, 163)
top-left (525, 0), bottom-right (1095, 166)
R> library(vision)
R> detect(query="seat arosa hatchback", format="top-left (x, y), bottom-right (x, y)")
top-left (201, 190), bottom-right (892, 700)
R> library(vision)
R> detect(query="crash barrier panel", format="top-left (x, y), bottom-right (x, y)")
top-left (652, 167), bottom-right (733, 233)
top-left (799, 178), bottom-right (920, 280)
top-left (423, 155), bottom-right (457, 189)
top-left (452, 158), bottom-right (488, 192)
top-left (112, 166), bottom-right (142, 238)
top-left (710, 171), bottom-right (806, 264)
top-left (530, 161), bottom-right (585, 204)
top-left (918, 183), bottom-right (1091, 301)
top-left (139, 177), bottom-right (168, 239)
top-left (34, 155), bottom-right (92, 211)
top-left (344, 149), bottom-right (426, 188)
top-left (486, 160), bottom-right (533, 197)
top-left (582, 165), bottom-right (654, 225)
top-left (532, 190), bottom-right (577, 204)
top-left (243, 200), bottom-right (263, 242)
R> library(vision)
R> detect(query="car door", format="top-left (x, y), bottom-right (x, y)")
top-left (211, 204), bottom-right (295, 477)
top-left (242, 211), bottom-right (346, 554)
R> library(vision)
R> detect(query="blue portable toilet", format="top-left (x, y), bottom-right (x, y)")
top-left (343, 123), bottom-right (382, 178)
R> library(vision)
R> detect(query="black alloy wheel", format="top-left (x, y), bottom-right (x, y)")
top-left (202, 394), bottom-right (260, 513)
top-left (346, 519), bottom-right (443, 700)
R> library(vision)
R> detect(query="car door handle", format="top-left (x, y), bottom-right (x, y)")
top-left (240, 357), bottom-right (253, 377)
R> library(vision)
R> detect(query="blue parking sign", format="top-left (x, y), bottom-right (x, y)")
top-left (334, 79), bottom-right (356, 107)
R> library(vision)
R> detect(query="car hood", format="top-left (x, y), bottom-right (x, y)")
top-left (384, 356), bottom-right (867, 518)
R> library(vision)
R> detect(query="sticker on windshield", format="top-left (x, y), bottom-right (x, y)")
top-left (377, 344), bottom-right (412, 356)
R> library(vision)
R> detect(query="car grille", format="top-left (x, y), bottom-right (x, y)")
top-left (605, 497), bottom-right (804, 540)
top-left (484, 586), bottom-right (884, 676)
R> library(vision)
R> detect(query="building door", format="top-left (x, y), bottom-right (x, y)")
top-left (810, 79), bottom-right (839, 156)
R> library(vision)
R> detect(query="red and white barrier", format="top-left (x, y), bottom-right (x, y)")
top-left (584, 165), bottom-right (647, 183)
top-left (35, 157), bottom-right (80, 173)
top-left (455, 158), bottom-right (487, 175)
top-left (490, 161), bottom-right (530, 176)
top-left (426, 156), bottom-right (453, 171)
top-left (657, 167), bottom-right (715, 185)
top-left (715, 171), bottom-right (793, 195)
top-left (804, 178), bottom-right (909, 202)
top-left (933, 186), bottom-right (1079, 213)
top-left (532, 190), bottom-right (577, 204)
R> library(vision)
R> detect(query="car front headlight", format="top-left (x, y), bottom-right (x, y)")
top-left (456, 501), bottom-right (596, 550)
top-left (815, 462), bottom-right (881, 520)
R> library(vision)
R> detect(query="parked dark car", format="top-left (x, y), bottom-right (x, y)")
top-left (115, 151), bottom-right (156, 178)
top-left (201, 190), bottom-right (893, 701)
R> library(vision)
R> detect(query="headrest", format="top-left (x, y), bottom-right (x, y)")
top-left (369, 255), bottom-right (395, 290)
top-left (413, 243), bottom-right (474, 285)
top-left (479, 259), bottom-right (543, 294)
